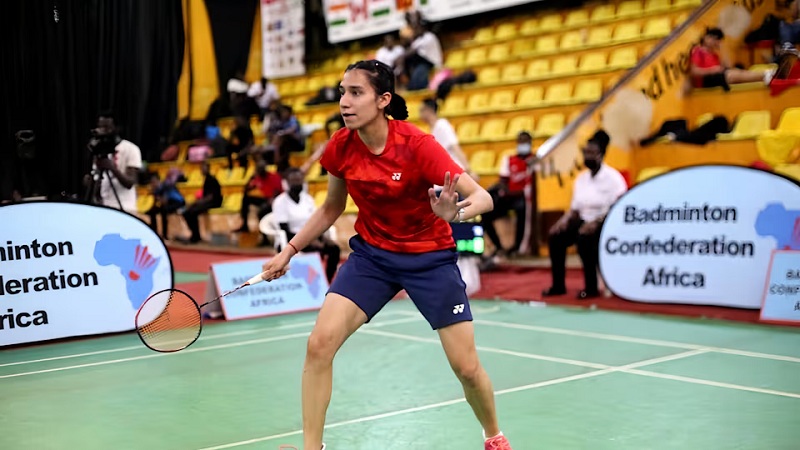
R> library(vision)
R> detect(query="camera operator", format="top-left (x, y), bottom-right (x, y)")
top-left (85, 111), bottom-right (142, 213)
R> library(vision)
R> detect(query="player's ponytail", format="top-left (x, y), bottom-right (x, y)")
top-left (345, 59), bottom-right (408, 120)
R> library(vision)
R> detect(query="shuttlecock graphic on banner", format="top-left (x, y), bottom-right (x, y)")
top-left (94, 234), bottom-right (160, 309)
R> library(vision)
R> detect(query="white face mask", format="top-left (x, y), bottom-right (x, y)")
top-left (517, 143), bottom-right (532, 155)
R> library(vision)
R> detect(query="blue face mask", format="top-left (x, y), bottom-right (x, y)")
top-left (517, 143), bottom-right (532, 155)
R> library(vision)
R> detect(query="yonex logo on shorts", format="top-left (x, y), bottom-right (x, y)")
top-left (392, 173), bottom-right (402, 180)
top-left (452, 304), bottom-right (465, 314)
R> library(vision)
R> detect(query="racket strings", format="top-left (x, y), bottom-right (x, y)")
top-left (137, 290), bottom-right (202, 352)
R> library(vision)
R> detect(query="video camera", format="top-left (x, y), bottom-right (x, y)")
top-left (87, 129), bottom-right (121, 158)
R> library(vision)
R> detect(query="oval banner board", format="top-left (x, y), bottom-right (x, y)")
top-left (599, 165), bottom-right (800, 309)
top-left (0, 202), bottom-right (173, 346)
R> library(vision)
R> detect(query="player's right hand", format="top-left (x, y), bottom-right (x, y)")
top-left (260, 251), bottom-right (290, 282)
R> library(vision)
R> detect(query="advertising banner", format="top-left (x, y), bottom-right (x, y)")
top-left (210, 254), bottom-right (328, 320)
top-left (598, 166), bottom-right (800, 309)
top-left (323, 0), bottom-right (541, 44)
top-left (261, 0), bottom-right (306, 78)
top-left (0, 202), bottom-right (173, 347)
top-left (760, 250), bottom-right (800, 325)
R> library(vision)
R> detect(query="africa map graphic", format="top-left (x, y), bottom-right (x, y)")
top-left (756, 203), bottom-right (800, 250)
top-left (287, 260), bottom-right (324, 298)
top-left (93, 234), bottom-right (160, 309)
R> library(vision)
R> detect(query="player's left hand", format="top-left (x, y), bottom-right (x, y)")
top-left (429, 171), bottom-right (472, 221)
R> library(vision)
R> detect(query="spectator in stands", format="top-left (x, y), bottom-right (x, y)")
top-left (237, 158), bottom-right (284, 233)
top-left (403, 21), bottom-right (443, 90)
top-left (265, 104), bottom-right (304, 173)
top-left (272, 168), bottom-right (341, 282)
top-left (780, 0), bottom-right (800, 46)
top-left (179, 161), bottom-right (222, 244)
top-left (481, 131), bottom-right (535, 260)
top-left (419, 98), bottom-right (471, 171)
top-left (375, 34), bottom-right (405, 74)
top-left (146, 171), bottom-right (185, 240)
top-left (543, 130), bottom-right (627, 299)
top-left (689, 28), bottom-right (775, 91)
top-left (248, 77), bottom-right (281, 120)
top-left (226, 114), bottom-right (255, 169)
top-left (87, 111), bottom-right (142, 214)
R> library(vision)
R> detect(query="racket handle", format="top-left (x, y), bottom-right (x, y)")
top-left (246, 273), bottom-right (265, 286)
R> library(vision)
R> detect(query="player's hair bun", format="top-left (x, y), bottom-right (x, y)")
top-left (389, 94), bottom-right (409, 120)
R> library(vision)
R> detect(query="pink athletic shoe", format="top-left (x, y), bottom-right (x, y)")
top-left (484, 433), bottom-right (512, 450)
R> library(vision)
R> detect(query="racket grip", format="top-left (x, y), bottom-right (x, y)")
top-left (246, 273), bottom-right (265, 286)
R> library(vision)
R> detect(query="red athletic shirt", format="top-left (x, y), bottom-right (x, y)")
top-left (320, 120), bottom-right (464, 253)
top-left (690, 45), bottom-right (722, 87)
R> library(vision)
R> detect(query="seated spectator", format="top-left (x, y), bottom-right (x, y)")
top-left (689, 28), bottom-right (775, 91)
top-left (272, 168), bottom-right (341, 282)
top-left (375, 34), bottom-right (405, 74)
top-left (248, 77), bottom-right (281, 120)
top-left (179, 162), bottom-right (222, 244)
top-left (264, 105), bottom-right (304, 173)
top-left (146, 170), bottom-right (185, 240)
top-left (403, 21), bottom-right (443, 90)
top-left (543, 130), bottom-right (627, 299)
top-left (779, 0), bottom-right (800, 47)
top-left (237, 158), bottom-right (284, 233)
top-left (226, 114), bottom-right (254, 169)
top-left (419, 98), bottom-right (471, 172)
top-left (482, 132), bottom-right (536, 259)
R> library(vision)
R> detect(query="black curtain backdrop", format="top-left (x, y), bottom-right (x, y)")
top-left (1, 0), bottom-right (184, 201)
top-left (204, 0), bottom-right (257, 93)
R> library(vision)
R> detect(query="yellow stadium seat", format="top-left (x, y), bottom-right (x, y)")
top-left (544, 83), bottom-right (573, 105)
top-left (579, 52), bottom-right (607, 72)
top-left (209, 192), bottom-right (243, 214)
top-left (489, 90), bottom-right (516, 110)
top-left (406, 99), bottom-right (422, 121)
top-left (506, 116), bottom-right (535, 138)
top-left (645, 0), bottom-right (674, 12)
top-left (183, 168), bottom-right (204, 187)
top-left (310, 113), bottom-right (329, 126)
top-left (479, 119), bottom-right (509, 141)
top-left (535, 113), bottom-right (566, 137)
top-left (590, 5), bottom-right (616, 22)
top-left (440, 95), bottom-right (466, 116)
top-left (488, 44), bottom-right (510, 62)
top-left (478, 67), bottom-right (501, 85)
top-left (749, 63), bottom-right (778, 72)
top-left (519, 18), bottom-right (538, 36)
top-left (560, 31), bottom-right (585, 50)
top-left (457, 121), bottom-right (481, 142)
top-left (470, 150), bottom-right (498, 175)
top-left (466, 92), bottom-right (490, 113)
top-left (717, 111), bottom-right (771, 140)
top-left (616, 0), bottom-right (643, 18)
top-left (219, 167), bottom-right (246, 185)
top-left (587, 26), bottom-right (612, 46)
top-left (695, 112), bottom-right (715, 127)
top-left (501, 64), bottom-right (526, 83)
top-left (551, 56), bottom-right (578, 76)
top-left (137, 195), bottom-right (154, 214)
top-left (511, 39), bottom-right (535, 56)
top-left (643, 17), bottom-right (672, 38)
top-left (775, 164), bottom-right (800, 183)
top-left (609, 47), bottom-right (638, 68)
top-left (573, 79), bottom-right (603, 103)
top-left (305, 160), bottom-right (325, 182)
top-left (526, 59), bottom-right (550, 79)
top-left (535, 36), bottom-right (558, 54)
top-left (314, 190), bottom-right (326, 207)
top-left (494, 23), bottom-right (518, 41)
top-left (444, 50), bottom-right (465, 69)
top-left (307, 76), bottom-right (324, 93)
top-left (465, 48), bottom-right (487, 67)
top-left (613, 23), bottom-right (641, 42)
top-left (776, 107), bottom-right (800, 132)
top-left (674, 0), bottom-right (702, 6)
top-left (517, 86), bottom-right (544, 108)
top-left (565, 10), bottom-right (589, 27)
top-left (473, 27), bottom-right (494, 43)
top-left (636, 166), bottom-right (669, 183)
top-left (538, 14), bottom-right (562, 32)
top-left (756, 132), bottom-right (800, 166)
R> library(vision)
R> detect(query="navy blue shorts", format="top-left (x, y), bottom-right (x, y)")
top-left (328, 235), bottom-right (472, 330)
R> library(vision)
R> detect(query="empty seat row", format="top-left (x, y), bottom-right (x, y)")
top-left (441, 80), bottom-right (604, 116)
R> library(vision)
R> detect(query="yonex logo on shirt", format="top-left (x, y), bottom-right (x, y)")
top-left (452, 304), bottom-right (465, 314)
top-left (392, 173), bottom-right (402, 181)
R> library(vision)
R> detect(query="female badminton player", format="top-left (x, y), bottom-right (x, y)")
top-left (261, 60), bottom-right (513, 450)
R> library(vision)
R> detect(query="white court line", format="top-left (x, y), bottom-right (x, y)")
top-left (623, 369), bottom-right (800, 400)
top-left (0, 317), bottom-right (419, 379)
top-left (196, 349), bottom-right (706, 450)
top-left (0, 312), bottom-right (407, 369)
top-left (469, 318), bottom-right (800, 365)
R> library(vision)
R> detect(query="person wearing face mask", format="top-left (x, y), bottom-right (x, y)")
top-left (481, 131), bottom-right (536, 260)
top-left (271, 168), bottom-right (341, 283)
top-left (543, 130), bottom-right (627, 299)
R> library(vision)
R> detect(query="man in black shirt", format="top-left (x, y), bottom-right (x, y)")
top-left (180, 162), bottom-right (223, 244)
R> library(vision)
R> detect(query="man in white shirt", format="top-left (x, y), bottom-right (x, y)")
top-left (543, 130), bottom-right (627, 299)
top-left (375, 34), bottom-right (405, 72)
top-left (419, 98), bottom-right (470, 171)
top-left (88, 111), bottom-right (142, 214)
top-left (404, 22), bottom-right (443, 90)
top-left (271, 168), bottom-right (341, 282)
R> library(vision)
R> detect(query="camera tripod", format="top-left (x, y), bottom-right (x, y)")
top-left (84, 164), bottom-right (124, 210)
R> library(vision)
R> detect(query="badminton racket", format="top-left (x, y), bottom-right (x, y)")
top-left (134, 273), bottom-right (265, 353)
